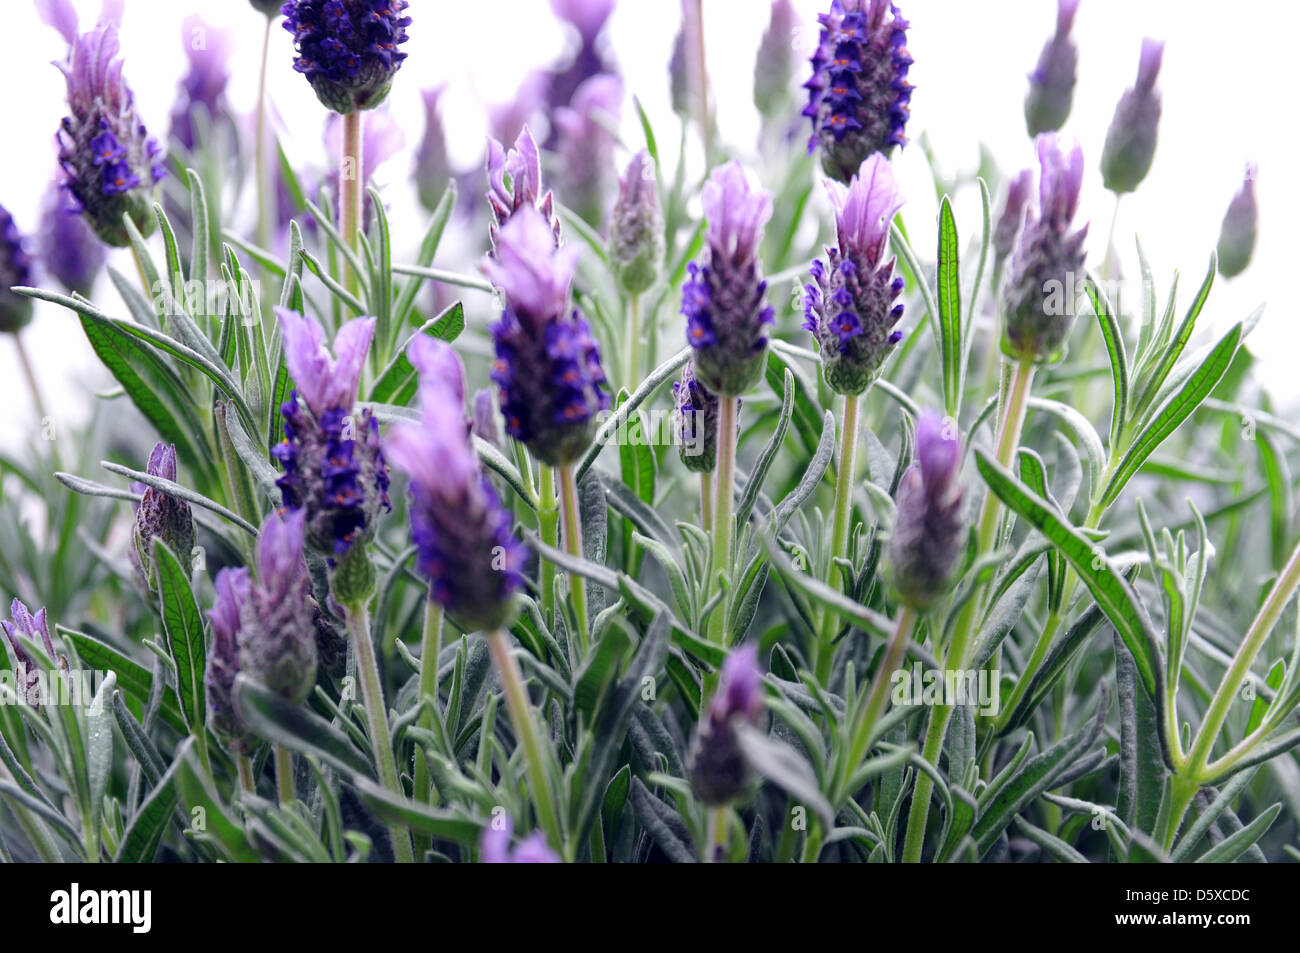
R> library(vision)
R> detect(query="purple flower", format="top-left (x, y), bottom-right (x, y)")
top-left (804, 155), bottom-right (906, 395)
top-left (206, 567), bottom-right (255, 753)
top-left (273, 309), bottom-right (390, 556)
top-left (385, 338), bottom-right (528, 632)
top-left (1217, 164), bottom-right (1258, 279)
top-left (0, 204), bottom-right (34, 334)
top-left (37, 180), bottom-right (105, 297)
top-left (888, 410), bottom-right (965, 610)
top-left (1024, 0), bottom-right (1080, 137)
top-left (2, 599), bottom-right (60, 707)
top-left (545, 0), bottom-right (618, 127)
top-left (486, 126), bottom-right (561, 252)
top-left (415, 87), bottom-right (452, 213)
top-left (552, 74), bottom-right (623, 226)
top-left (673, 362), bottom-right (732, 474)
top-left (482, 208), bottom-right (610, 466)
top-left (239, 510), bottom-right (318, 704)
top-left (550, 0), bottom-right (615, 44)
top-left (668, 10), bottom-right (690, 117)
top-left (281, 0), bottom-right (411, 114)
top-left (1101, 38), bottom-right (1164, 195)
top-left (803, 0), bottom-right (913, 182)
top-left (991, 169), bottom-right (1034, 269)
top-left (168, 16), bottom-right (236, 152)
top-left (35, 0), bottom-right (79, 45)
top-left (480, 815), bottom-right (560, 863)
top-left (682, 162), bottom-right (775, 397)
top-left (129, 443), bottom-right (196, 594)
top-left (687, 644), bottom-right (765, 806)
top-left (609, 150), bottom-right (664, 295)
top-left (1001, 134), bottom-right (1088, 361)
top-left (56, 20), bottom-right (166, 247)
top-left (755, 0), bottom-right (800, 118)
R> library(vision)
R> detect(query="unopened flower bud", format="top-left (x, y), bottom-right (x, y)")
top-left (0, 205), bottom-right (34, 334)
top-left (687, 644), bottom-right (765, 806)
top-left (1216, 164), bottom-right (1258, 279)
top-left (1100, 38), bottom-right (1163, 195)
top-left (609, 151), bottom-right (664, 296)
top-left (206, 568), bottom-right (255, 753)
top-left (130, 443), bottom-right (195, 593)
top-left (888, 411), bottom-right (965, 610)
top-left (1024, 0), bottom-right (1079, 137)
top-left (240, 510), bottom-right (317, 704)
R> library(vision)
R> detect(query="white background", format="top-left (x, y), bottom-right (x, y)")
top-left (0, 0), bottom-right (1291, 449)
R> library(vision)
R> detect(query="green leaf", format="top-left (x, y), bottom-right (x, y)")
top-left (1013, 814), bottom-right (1088, 863)
top-left (736, 368), bottom-right (794, 527)
top-left (352, 777), bottom-right (481, 844)
top-left (369, 302), bottom-right (466, 405)
top-left (1193, 802), bottom-right (1281, 863)
top-left (1132, 254), bottom-right (1216, 423)
top-left (115, 755), bottom-right (180, 863)
top-left (573, 622), bottom-right (632, 723)
top-left (735, 723), bottom-right (833, 827)
top-left (153, 541), bottom-right (206, 735)
top-left (101, 461), bottom-right (259, 536)
top-left (1085, 275), bottom-right (1129, 447)
top-left (576, 347), bottom-right (691, 480)
top-left (58, 627), bottom-right (186, 733)
top-left (232, 674), bottom-right (374, 778)
top-left (937, 195), bottom-right (962, 417)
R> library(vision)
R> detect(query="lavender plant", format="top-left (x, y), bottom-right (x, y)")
top-left (1, 0), bottom-right (1296, 871)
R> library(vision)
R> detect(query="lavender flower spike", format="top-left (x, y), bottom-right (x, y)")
top-left (38, 180), bottom-right (105, 296)
top-left (687, 643), bottom-right (765, 806)
top-left (754, 0), bottom-right (800, 119)
top-left (1217, 164), bottom-right (1258, 279)
top-left (273, 309), bottom-right (391, 556)
top-left (682, 162), bottom-right (775, 397)
top-left (552, 74), bottom-right (624, 227)
top-left (0, 205), bottom-right (34, 334)
top-left (56, 21), bottom-right (166, 247)
top-left (609, 150), bottom-right (665, 296)
top-left (281, 0), bottom-right (411, 114)
top-left (1024, 0), bottom-right (1080, 137)
top-left (888, 411), bottom-right (965, 610)
top-left (1101, 38), bottom-right (1164, 195)
top-left (483, 207), bottom-right (610, 466)
top-left (991, 169), bottom-right (1034, 270)
top-left (2, 599), bottom-right (61, 706)
top-left (804, 154), bottom-right (906, 395)
top-left (239, 510), bottom-right (318, 704)
top-left (803, 0), bottom-right (913, 182)
top-left (168, 16), bottom-right (236, 152)
top-left (1001, 134), bottom-right (1088, 362)
top-left (486, 126), bottom-right (561, 251)
top-left (480, 815), bottom-right (561, 863)
top-left (415, 87), bottom-right (452, 214)
top-left (129, 442), bottom-right (196, 593)
top-left (206, 567), bottom-right (255, 753)
top-left (673, 363), bottom-right (726, 473)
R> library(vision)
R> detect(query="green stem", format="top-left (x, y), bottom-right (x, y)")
top-left (486, 629), bottom-right (563, 850)
top-left (839, 606), bottom-right (916, 802)
top-left (255, 14), bottom-right (273, 258)
top-left (538, 464), bottom-right (559, 621)
top-left (703, 805), bottom-right (728, 862)
top-left (689, 0), bottom-right (711, 162)
top-left (275, 746), bottom-right (294, 807)
top-left (413, 597), bottom-right (444, 803)
top-left (559, 464), bottom-right (589, 655)
top-left (901, 703), bottom-right (954, 863)
top-left (708, 396), bottom-right (739, 645)
top-left (624, 294), bottom-right (642, 387)
top-left (976, 357), bottom-right (1036, 554)
top-left (340, 110), bottom-right (364, 298)
top-left (237, 755), bottom-right (255, 794)
top-left (346, 600), bottom-right (414, 863)
top-left (13, 334), bottom-right (48, 425)
top-left (815, 393), bottom-right (860, 684)
top-left (1155, 774), bottom-right (1199, 854)
top-left (700, 470), bottom-right (714, 533)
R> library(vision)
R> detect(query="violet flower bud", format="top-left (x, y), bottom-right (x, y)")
top-left (129, 443), bottom-right (196, 593)
top-left (1217, 164), bottom-right (1258, 279)
top-left (609, 150), bottom-right (664, 296)
top-left (668, 15), bottom-right (691, 117)
top-left (239, 510), bottom-right (318, 704)
top-left (1024, 0), bottom-right (1080, 137)
top-left (673, 362), bottom-right (735, 474)
top-left (37, 181), bottom-right (105, 297)
top-left (755, 0), bottom-right (799, 119)
top-left (991, 169), bottom-right (1033, 270)
top-left (56, 21), bottom-right (166, 247)
top-left (682, 162), bottom-right (775, 398)
top-left (687, 644), bottom-right (765, 806)
top-left (281, 0), bottom-right (411, 115)
top-left (0, 205), bottom-right (34, 334)
top-left (205, 567), bottom-right (255, 753)
top-left (415, 87), bottom-right (452, 214)
top-left (1101, 38), bottom-right (1164, 195)
top-left (2, 600), bottom-right (60, 707)
top-left (385, 338), bottom-right (528, 633)
top-left (168, 16), bottom-right (235, 152)
top-left (803, 0), bottom-right (913, 183)
top-left (1001, 134), bottom-right (1088, 362)
top-left (272, 309), bottom-right (391, 556)
top-left (804, 154), bottom-right (906, 395)
top-left (486, 127), bottom-right (561, 252)
top-left (480, 815), bottom-right (560, 863)
top-left (552, 74), bottom-right (623, 227)
top-left (483, 207), bottom-right (611, 467)
top-left (888, 410), bottom-right (965, 611)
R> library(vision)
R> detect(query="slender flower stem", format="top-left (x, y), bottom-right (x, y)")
top-left (688, 0), bottom-right (711, 161)
top-left (976, 357), bottom-right (1036, 554)
top-left (1154, 774), bottom-right (1199, 853)
top-left (237, 755), bottom-right (255, 794)
top-left (901, 703), bottom-right (953, 863)
top-left (340, 110), bottom-right (364, 298)
top-left (345, 600), bottom-right (414, 864)
top-left (13, 335), bottom-right (48, 425)
top-left (255, 13), bottom-right (274, 258)
top-left (412, 596), bottom-right (444, 803)
top-left (815, 393), bottom-right (860, 684)
top-left (486, 629), bottom-right (563, 850)
top-left (700, 471), bottom-right (714, 533)
top-left (839, 606), bottom-right (915, 802)
top-left (703, 805), bottom-right (728, 862)
top-left (624, 293), bottom-right (642, 387)
top-left (538, 463), bottom-right (559, 621)
top-left (708, 396), bottom-right (739, 644)
top-left (559, 464), bottom-right (589, 654)
top-left (275, 746), bottom-right (294, 807)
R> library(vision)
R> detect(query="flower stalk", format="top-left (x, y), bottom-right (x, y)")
top-left (559, 464), bottom-right (590, 653)
top-left (708, 395), bottom-right (739, 644)
top-left (816, 392), bottom-right (860, 683)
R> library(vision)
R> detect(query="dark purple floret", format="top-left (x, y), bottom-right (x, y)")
top-left (803, 0), bottom-right (913, 182)
top-left (129, 442), bottom-right (196, 593)
top-left (1101, 38), bottom-right (1164, 195)
top-left (281, 0), bottom-right (411, 114)
top-left (687, 644), bottom-right (765, 807)
top-left (804, 154), bottom-right (905, 395)
top-left (683, 163), bottom-right (775, 398)
top-left (482, 209), bottom-right (610, 467)
top-left (206, 567), bottom-right (255, 753)
top-left (55, 21), bottom-right (165, 247)
top-left (1217, 164), bottom-right (1258, 279)
top-left (1002, 134), bottom-right (1088, 361)
top-left (0, 204), bottom-right (34, 334)
top-left (1024, 0), bottom-right (1080, 137)
top-left (888, 410), bottom-right (965, 610)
